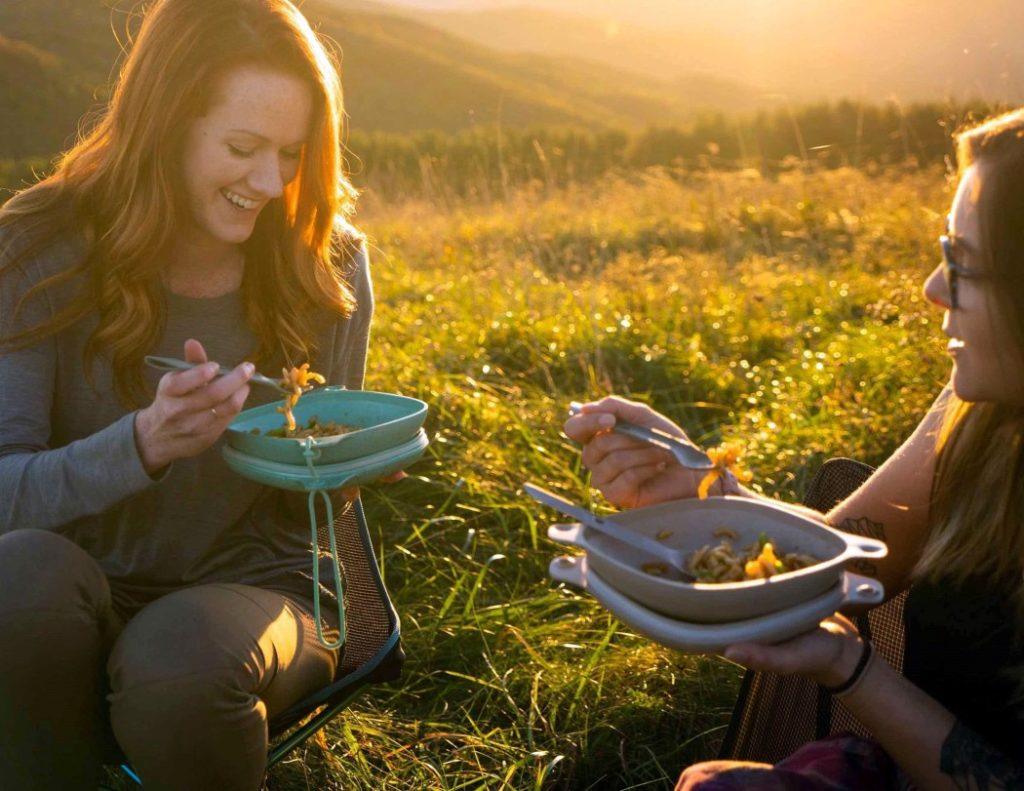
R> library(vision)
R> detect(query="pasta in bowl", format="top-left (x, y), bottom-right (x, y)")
top-left (546, 496), bottom-right (886, 623)
top-left (657, 529), bottom-right (819, 583)
top-left (225, 387), bottom-right (428, 466)
top-left (257, 417), bottom-right (358, 439)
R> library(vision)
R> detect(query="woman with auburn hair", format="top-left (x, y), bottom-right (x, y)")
top-left (566, 109), bottom-right (1024, 790)
top-left (0, 0), bottom-right (394, 787)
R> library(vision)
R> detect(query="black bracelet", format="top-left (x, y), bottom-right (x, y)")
top-left (823, 640), bottom-right (873, 696)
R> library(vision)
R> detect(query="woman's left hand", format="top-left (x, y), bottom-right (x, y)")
top-left (723, 613), bottom-right (864, 688)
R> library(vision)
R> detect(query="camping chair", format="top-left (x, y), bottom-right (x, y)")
top-left (107, 497), bottom-right (404, 787)
top-left (717, 457), bottom-right (908, 763)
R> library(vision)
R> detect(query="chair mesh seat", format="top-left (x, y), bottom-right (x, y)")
top-left (717, 458), bottom-right (906, 763)
top-left (268, 497), bottom-right (402, 736)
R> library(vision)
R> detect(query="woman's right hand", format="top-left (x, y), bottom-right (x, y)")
top-left (563, 396), bottom-right (712, 509)
top-left (134, 339), bottom-right (254, 475)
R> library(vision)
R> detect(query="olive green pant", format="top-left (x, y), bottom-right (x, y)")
top-left (0, 529), bottom-right (339, 791)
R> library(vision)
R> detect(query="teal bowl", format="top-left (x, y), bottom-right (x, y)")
top-left (226, 387), bottom-right (428, 465)
top-left (222, 430), bottom-right (429, 492)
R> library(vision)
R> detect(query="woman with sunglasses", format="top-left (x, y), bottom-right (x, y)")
top-left (566, 109), bottom-right (1024, 789)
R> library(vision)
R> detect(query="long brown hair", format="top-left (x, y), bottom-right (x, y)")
top-left (916, 109), bottom-right (1024, 601)
top-left (0, 0), bottom-right (362, 408)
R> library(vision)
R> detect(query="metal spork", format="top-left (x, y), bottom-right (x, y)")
top-left (144, 355), bottom-right (303, 396)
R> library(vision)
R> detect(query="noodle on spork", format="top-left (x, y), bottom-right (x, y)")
top-left (276, 363), bottom-right (325, 431)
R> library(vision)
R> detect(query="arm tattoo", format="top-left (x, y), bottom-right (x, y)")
top-left (838, 516), bottom-right (886, 578)
top-left (940, 720), bottom-right (1024, 790)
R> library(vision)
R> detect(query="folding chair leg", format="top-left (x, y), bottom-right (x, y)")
top-left (266, 686), bottom-right (363, 768)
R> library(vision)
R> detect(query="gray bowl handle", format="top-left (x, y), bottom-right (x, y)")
top-left (547, 523), bottom-right (585, 548)
top-left (549, 555), bottom-right (586, 588)
top-left (843, 572), bottom-right (885, 606)
top-left (851, 536), bottom-right (887, 557)
top-left (833, 530), bottom-right (888, 560)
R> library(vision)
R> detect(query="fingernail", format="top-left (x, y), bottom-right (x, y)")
top-left (243, 362), bottom-right (255, 376)
top-left (598, 414), bottom-right (615, 428)
top-left (656, 462), bottom-right (667, 471)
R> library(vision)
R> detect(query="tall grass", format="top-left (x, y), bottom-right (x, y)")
top-left (157, 163), bottom-right (956, 789)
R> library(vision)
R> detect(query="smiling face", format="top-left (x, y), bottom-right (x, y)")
top-left (179, 64), bottom-right (313, 253)
top-left (923, 164), bottom-right (1024, 404)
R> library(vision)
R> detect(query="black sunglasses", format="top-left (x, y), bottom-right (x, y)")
top-left (940, 217), bottom-right (986, 310)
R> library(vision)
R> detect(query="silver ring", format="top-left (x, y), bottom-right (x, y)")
top-left (210, 407), bottom-right (219, 418)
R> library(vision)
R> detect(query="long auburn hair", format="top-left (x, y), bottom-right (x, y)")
top-left (0, 0), bottom-right (362, 408)
top-left (915, 109), bottom-right (1024, 606)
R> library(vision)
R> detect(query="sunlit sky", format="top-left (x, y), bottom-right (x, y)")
top-left (380, 0), bottom-right (729, 29)
top-left (369, 0), bottom-right (1024, 104)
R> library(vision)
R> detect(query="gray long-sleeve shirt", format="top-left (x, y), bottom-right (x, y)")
top-left (0, 223), bottom-right (373, 616)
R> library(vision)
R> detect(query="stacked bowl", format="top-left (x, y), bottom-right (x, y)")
top-left (546, 496), bottom-right (887, 654)
top-left (222, 387), bottom-right (429, 491)
top-left (220, 387), bottom-right (428, 650)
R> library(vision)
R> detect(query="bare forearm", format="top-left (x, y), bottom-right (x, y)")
top-left (840, 657), bottom-right (954, 787)
top-left (840, 655), bottom-right (1024, 789)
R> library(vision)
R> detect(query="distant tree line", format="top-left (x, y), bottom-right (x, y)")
top-left (1, 100), bottom-right (1008, 205)
top-left (345, 100), bottom-right (1003, 203)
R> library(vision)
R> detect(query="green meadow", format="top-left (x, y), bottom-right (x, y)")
top-left (166, 162), bottom-right (949, 789)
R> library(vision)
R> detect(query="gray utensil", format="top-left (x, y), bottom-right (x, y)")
top-left (144, 355), bottom-right (297, 396)
top-left (568, 401), bottom-right (715, 470)
top-left (523, 482), bottom-right (697, 582)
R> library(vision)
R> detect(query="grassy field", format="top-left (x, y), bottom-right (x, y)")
top-left (102, 163), bottom-right (953, 789)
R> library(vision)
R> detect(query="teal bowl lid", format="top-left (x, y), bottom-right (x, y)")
top-left (226, 387), bottom-right (428, 465)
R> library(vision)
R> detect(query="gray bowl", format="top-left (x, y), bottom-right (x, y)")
top-left (547, 495), bottom-right (886, 623)
top-left (550, 555), bottom-right (884, 654)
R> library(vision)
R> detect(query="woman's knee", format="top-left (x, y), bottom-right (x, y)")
top-left (107, 584), bottom-right (326, 736)
top-left (108, 667), bottom-right (269, 791)
top-left (676, 760), bottom-right (773, 790)
top-left (111, 665), bottom-right (253, 726)
top-left (106, 585), bottom-right (266, 697)
top-left (676, 762), bottom-right (719, 791)
top-left (106, 591), bottom-right (271, 768)
top-left (0, 529), bottom-right (111, 616)
top-left (0, 532), bottom-right (115, 722)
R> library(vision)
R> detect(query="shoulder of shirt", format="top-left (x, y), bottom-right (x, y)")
top-left (0, 209), bottom-right (90, 307)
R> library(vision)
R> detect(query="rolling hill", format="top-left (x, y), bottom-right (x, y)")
top-left (392, 0), bottom-right (1024, 104)
top-left (0, 0), bottom-right (763, 159)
